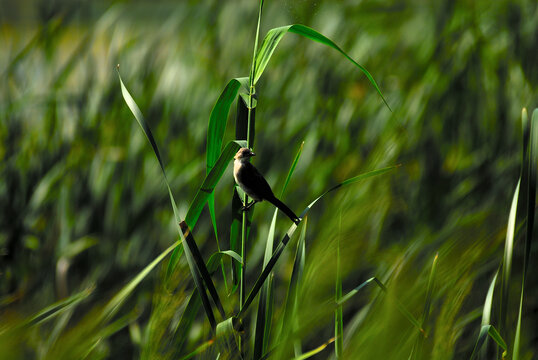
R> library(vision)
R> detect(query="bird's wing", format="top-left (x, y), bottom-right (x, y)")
top-left (240, 162), bottom-right (275, 199)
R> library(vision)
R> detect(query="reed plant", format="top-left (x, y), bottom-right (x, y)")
top-left (1, 0), bottom-right (537, 359)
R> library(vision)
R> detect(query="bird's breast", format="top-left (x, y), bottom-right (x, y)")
top-left (233, 160), bottom-right (242, 184)
top-left (233, 159), bottom-right (262, 201)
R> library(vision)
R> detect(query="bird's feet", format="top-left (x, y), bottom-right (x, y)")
top-left (241, 200), bottom-right (256, 212)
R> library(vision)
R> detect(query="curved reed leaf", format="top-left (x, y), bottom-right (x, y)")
top-left (101, 240), bottom-right (181, 324)
top-left (168, 139), bottom-right (246, 297)
top-left (118, 69), bottom-right (241, 330)
top-left (237, 165), bottom-right (399, 319)
top-left (271, 217), bottom-right (308, 359)
top-left (178, 339), bottom-right (215, 360)
top-left (179, 221), bottom-right (225, 320)
top-left (254, 142), bottom-right (304, 359)
top-left (216, 317), bottom-right (243, 359)
top-left (253, 24), bottom-right (391, 110)
top-left (206, 78), bottom-right (250, 174)
top-left (500, 179), bottom-right (520, 333)
top-left (117, 67), bottom-right (185, 253)
top-left (482, 271), bottom-right (498, 327)
top-left (292, 337), bottom-right (335, 360)
top-left (475, 270), bottom-right (499, 359)
top-left (290, 216), bottom-right (307, 356)
top-left (471, 325), bottom-right (507, 360)
top-left (281, 141), bottom-right (304, 197)
top-left (513, 108), bottom-right (538, 360)
top-left (24, 286), bottom-right (94, 327)
top-left (206, 77), bottom-right (249, 256)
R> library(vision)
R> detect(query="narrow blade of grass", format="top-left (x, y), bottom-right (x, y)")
top-left (206, 78), bottom-right (249, 236)
top-left (24, 286), bottom-right (94, 327)
top-left (237, 165), bottom-right (399, 319)
top-left (254, 142), bottom-right (304, 358)
top-left (178, 339), bottom-right (216, 360)
top-left (513, 108), bottom-right (538, 360)
top-left (118, 69), bottom-right (234, 330)
top-left (500, 178), bottom-right (520, 334)
top-left (476, 270), bottom-right (499, 359)
top-left (335, 211), bottom-right (343, 359)
top-left (206, 77), bottom-right (249, 295)
top-left (482, 271), bottom-right (498, 327)
top-left (253, 24), bottom-right (390, 110)
top-left (167, 139), bottom-right (246, 300)
top-left (292, 337), bottom-right (335, 360)
top-left (230, 187), bottom-right (246, 290)
top-left (101, 240), bottom-right (181, 324)
top-left (231, 95), bottom-right (255, 291)
top-left (281, 216), bottom-right (307, 357)
top-left (179, 221), bottom-right (226, 321)
top-left (471, 325), bottom-right (508, 360)
top-left (117, 67), bottom-right (186, 272)
top-left (206, 78), bottom-right (250, 174)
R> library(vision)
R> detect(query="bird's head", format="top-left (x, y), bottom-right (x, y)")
top-left (234, 147), bottom-right (255, 161)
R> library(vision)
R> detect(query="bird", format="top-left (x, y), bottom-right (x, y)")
top-left (233, 147), bottom-right (300, 225)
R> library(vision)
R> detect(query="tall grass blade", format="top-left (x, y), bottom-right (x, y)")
top-left (513, 108), bottom-right (538, 360)
top-left (118, 69), bottom-right (233, 330)
top-left (284, 216), bottom-right (307, 357)
top-left (206, 78), bottom-right (250, 175)
top-left (482, 271), bottom-right (498, 327)
top-left (230, 188), bottom-right (247, 290)
top-left (117, 67), bottom-right (185, 264)
top-left (168, 140), bottom-right (246, 303)
top-left (470, 325), bottom-right (508, 360)
top-left (24, 286), bottom-right (93, 327)
top-left (237, 165), bottom-right (399, 319)
top-left (254, 142), bottom-right (304, 359)
top-left (206, 77), bottom-right (249, 253)
top-left (101, 240), bottom-right (181, 324)
top-left (253, 24), bottom-right (390, 110)
top-left (231, 96), bottom-right (255, 291)
top-left (500, 179), bottom-right (520, 336)
top-left (178, 339), bottom-right (216, 360)
top-left (335, 212), bottom-right (343, 359)
top-left (478, 270), bottom-right (499, 359)
top-left (180, 222), bottom-right (226, 320)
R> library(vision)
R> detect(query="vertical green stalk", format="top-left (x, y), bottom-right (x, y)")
top-left (239, 0), bottom-right (264, 353)
top-left (240, 0), bottom-right (264, 307)
top-left (335, 210), bottom-right (344, 358)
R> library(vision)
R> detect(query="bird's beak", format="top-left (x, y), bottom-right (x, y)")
top-left (250, 151), bottom-right (256, 157)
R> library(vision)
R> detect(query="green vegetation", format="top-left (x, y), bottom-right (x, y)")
top-left (1, 0), bottom-right (537, 359)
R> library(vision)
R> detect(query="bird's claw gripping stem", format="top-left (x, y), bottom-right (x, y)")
top-left (241, 200), bottom-right (256, 212)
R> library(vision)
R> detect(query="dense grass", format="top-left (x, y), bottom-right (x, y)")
top-left (1, 0), bottom-right (538, 359)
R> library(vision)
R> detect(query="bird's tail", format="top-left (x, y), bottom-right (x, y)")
top-left (267, 196), bottom-right (300, 225)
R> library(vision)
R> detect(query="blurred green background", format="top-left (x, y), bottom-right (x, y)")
top-left (1, 0), bottom-right (537, 358)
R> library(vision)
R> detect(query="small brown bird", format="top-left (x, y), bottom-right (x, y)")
top-left (234, 147), bottom-right (300, 225)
